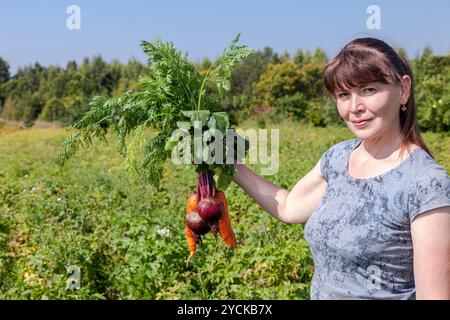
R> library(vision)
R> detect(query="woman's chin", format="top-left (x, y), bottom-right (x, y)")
top-left (349, 126), bottom-right (374, 139)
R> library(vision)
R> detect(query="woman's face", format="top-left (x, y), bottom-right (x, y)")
top-left (335, 80), bottom-right (408, 140)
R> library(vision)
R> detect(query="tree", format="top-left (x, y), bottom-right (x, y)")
top-left (230, 47), bottom-right (278, 98)
top-left (0, 45), bottom-right (447, 131)
top-left (254, 53), bottom-right (326, 107)
top-left (395, 47), bottom-right (408, 59)
top-left (1, 63), bottom-right (44, 121)
top-left (0, 57), bottom-right (10, 84)
top-left (299, 62), bottom-right (326, 98)
top-left (0, 57), bottom-right (10, 110)
top-left (293, 49), bottom-right (312, 66)
top-left (66, 60), bottom-right (78, 72)
top-left (413, 51), bottom-right (450, 132)
top-left (252, 48), bottom-right (329, 125)
top-left (1, 92), bottom-right (44, 125)
top-left (253, 60), bottom-right (304, 106)
top-left (111, 58), bottom-right (147, 96)
top-left (39, 97), bottom-right (66, 122)
top-left (312, 47), bottom-right (328, 64)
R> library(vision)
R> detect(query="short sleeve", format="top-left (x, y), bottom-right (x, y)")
top-left (407, 166), bottom-right (450, 222)
top-left (319, 139), bottom-right (358, 183)
top-left (320, 151), bottom-right (329, 182)
top-left (320, 146), bottom-right (334, 183)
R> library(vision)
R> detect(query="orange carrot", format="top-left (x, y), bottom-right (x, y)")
top-left (186, 193), bottom-right (198, 214)
top-left (185, 193), bottom-right (199, 260)
top-left (215, 191), bottom-right (237, 249)
top-left (185, 224), bottom-right (196, 260)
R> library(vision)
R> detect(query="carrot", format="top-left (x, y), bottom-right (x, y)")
top-left (185, 193), bottom-right (199, 260)
top-left (215, 191), bottom-right (237, 249)
top-left (185, 224), bottom-right (197, 260)
top-left (186, 193), bottom-right (198, 214)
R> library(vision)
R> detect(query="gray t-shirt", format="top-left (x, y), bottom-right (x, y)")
top-left (304, 138), bottom-right (450, 300)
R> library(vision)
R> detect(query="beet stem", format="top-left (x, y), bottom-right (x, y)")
top-left (197, 169), bottom-right (216, 202)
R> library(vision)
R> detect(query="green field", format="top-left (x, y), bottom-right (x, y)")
top-left (1, 121), bottom-right (449, 299)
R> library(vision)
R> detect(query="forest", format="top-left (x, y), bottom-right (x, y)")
top-left (1, 46), bottom-right (448, 132)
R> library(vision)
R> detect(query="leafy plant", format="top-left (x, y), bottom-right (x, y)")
top-left (57, 34), bottom-right (253, 189)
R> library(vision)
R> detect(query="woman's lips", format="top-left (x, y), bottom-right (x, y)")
top-left (352, 119), bottom-right (372, 128)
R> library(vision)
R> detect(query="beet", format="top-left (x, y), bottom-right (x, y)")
top-left (197, 197), bottom-right (223, 222)
top-left (186, 211), bottom-right (210, 235)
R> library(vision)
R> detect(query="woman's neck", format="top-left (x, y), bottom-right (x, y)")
top-left (358, 128), bottom-right (406, 162)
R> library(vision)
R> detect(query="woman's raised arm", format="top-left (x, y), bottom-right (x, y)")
top-left (232, 160), bottom-right (327, 224)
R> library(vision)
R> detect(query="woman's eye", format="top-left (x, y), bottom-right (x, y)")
top-left (363, 87), bottom-right (376, 94)
top-left (337, 92), bottom-right (349, 99)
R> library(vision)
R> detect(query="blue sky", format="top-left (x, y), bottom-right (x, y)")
top-left (1, 0), bottom-right (449, 74)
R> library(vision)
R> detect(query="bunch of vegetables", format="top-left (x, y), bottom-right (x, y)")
top-left (185, 171), bottom-right (237, 261)
top-left (58, 34), bottom-right (253, 260)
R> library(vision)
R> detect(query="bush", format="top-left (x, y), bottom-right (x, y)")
top-left (413, 52), bottom-right (450, 132)
top-left (253, 60), bottom-right (304, 107)
top-left (317, 96), bottom-right (343, 127)
top-left (220, 94), bottom-right (251, 126)
top-left (275, 93), bottom-right (308, 120)
top-left (273, 94), bottom-right (341, 127)
top-left (415, 74), bottom-right (450, 132)
top-left (305, 100), bottom-right (326, 127)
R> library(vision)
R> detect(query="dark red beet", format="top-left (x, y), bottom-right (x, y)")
top-left (197, 197), bottom-right (223, 222)
top-left (186, 211), bottom-right (210, 235)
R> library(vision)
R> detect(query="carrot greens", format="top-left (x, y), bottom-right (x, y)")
top-left (58, 34), bottom-right (252, 190)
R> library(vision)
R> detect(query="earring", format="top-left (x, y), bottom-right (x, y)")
top-left (401, 104), bottom-right (407, 112)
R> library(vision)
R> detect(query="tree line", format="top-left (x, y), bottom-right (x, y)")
top-left (0, 46), bottom-right (448, 132)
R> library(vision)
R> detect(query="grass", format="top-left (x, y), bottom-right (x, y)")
top-left (0, 120), bottom-right (448, 299)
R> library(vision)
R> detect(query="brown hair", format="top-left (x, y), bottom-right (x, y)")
top-left (323, 37), bottom-right (433, 159)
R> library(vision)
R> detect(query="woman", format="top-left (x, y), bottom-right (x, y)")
top-left (232, 38), bottom-right (450, 300)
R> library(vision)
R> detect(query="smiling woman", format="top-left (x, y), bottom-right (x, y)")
top-left (323, 38), bottom-right (430, 161)
top-left (232, 37), bottom-right (450, 300)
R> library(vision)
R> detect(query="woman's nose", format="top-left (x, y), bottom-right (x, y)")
top-left (350, 94), bottom-right (364, 113)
